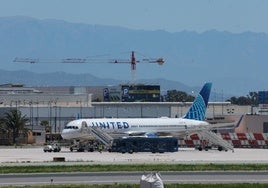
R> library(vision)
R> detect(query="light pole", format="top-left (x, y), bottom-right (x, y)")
top-left (29, 100), bottom-right (33, 130)
top-left (54, 99), bottom-right (58, 133)
top-left (36, 101), bottom-right (39, 128)
top-left (54, 105), bottom-right (57, 133)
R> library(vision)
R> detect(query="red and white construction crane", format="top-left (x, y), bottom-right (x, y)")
top-left (14, 51), bottom-right (164, 82)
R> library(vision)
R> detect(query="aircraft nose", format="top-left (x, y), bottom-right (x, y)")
top-left (61, 129), bottom-right (68, 139)
top-left (61, 127), bottom-right (74, 139)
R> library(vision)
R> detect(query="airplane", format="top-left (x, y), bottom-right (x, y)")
top-left (61, 82), bottom-right (240, 147)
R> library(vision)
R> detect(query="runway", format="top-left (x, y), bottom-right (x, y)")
top-left (1, 147), bottom-right (268, 165)
top-left (1, 171), bottom-right (268, 186)
top-left (0, 147), bottom-right (268, 186)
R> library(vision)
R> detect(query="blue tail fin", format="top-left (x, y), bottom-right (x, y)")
top-left (183, 82), bottom-right (212, 121)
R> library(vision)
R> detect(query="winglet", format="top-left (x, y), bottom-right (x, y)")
top-left (183, 82), bottom-right (212, 121)
top-left (234, 114), bottom-right (244, 128)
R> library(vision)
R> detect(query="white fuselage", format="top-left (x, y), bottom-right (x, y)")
top-left (61, 117), bottom-right (210, 140)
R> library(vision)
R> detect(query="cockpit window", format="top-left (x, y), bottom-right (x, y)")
top-left (64, 126), bottom-right (79, 129)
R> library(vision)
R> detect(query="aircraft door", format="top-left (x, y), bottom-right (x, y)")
top-left (81, 121), bottom-right (88, 134)
top-left (182, 120), bottom-right (188, 130)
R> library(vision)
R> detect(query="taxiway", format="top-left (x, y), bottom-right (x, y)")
top-left (0, 147), bottom-right (268, 165)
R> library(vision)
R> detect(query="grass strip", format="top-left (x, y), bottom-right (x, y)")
top-left (1, 163), bottom-right (268, 174)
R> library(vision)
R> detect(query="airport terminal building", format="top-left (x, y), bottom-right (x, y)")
top-left (0, 84), bottom-right (268, 145)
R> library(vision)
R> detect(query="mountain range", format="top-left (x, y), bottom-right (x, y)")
top-left (1, 16), bottom-right (268, 96)
top-left (0, 69), bottom-right (200, 97)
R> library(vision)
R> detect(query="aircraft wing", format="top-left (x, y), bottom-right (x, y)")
top-left (207, 114), bottom-right (244, 130)
top-left (181, 115), bottom-right (244, 137)
top-left (184, 115), bottom-right (243, 135)
top-left (126, 115), bottom-right (243, 138)
top-left (124, 122), bottom-right (235, 138)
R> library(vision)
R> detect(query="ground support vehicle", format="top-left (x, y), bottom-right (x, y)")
top-left (69, 141), bottom-right (98, 152)
top-left (109, 137), bottom-right (178, 153)
top-left (195, 144), bottom-right (228, 152)
top-left (43, 144), bottom-right (61, 152)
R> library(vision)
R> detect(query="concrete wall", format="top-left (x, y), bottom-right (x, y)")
top-left (235, 114), bottom-right (268, 133)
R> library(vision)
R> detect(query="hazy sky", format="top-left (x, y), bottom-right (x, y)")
top-left (0, 0), bottom-right (267, 33)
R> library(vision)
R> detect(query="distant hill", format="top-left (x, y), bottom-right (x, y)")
top-left (0, 69), bottom-right (231, 101)
top-left (1, 16), bottom-right (268, 95)
top-left (0, 69), bottom-right (189, 91)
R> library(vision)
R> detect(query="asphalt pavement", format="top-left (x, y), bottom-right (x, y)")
top-left (0, 147), bottom-right (268, 165)
top-left (1, 171), bottom-right (268, 186)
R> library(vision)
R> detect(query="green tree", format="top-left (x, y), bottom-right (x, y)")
top-left (227, 91), bottom-right (258, 106)
top-left (166, 90), bottom-right (195, 102)
top-left (2, 109), bottom-right (29, 144)
top-left (40, 120), bottom-right (51, 133)
top-left (247, 91), bottom-right (258, 106)
top-left (0, 118), bottom-right (9, 144)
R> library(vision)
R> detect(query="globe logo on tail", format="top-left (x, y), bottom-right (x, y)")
top-left (184, 82), bottom-right (212, 121)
